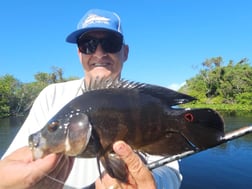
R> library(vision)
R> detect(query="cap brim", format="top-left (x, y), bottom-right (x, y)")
top-left (66, 27), bottom-right (122, 43)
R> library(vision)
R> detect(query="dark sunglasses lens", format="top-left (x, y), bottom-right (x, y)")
top-left (78, 38), bottom-right (99, 54)
top-left (102, 35), bottom-right (123, 53)
top-left (78, 34), bottom-right (123, 54)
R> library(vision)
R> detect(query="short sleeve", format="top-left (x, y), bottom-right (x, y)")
top-left (152, 166), bottom-right (182, 189)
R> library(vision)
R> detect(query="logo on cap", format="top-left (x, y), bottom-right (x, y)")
top-left (82, 14), bottom-right (110, 27)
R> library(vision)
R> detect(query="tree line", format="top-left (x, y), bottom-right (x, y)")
top-left (179, 57), bottom-right (252, 112)
top-left (0, 67), bottom-right (79, 118)
top-left (1, 57), bottom-right (252, 118)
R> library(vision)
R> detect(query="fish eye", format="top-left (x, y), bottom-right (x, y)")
top-left (47, 121), bottom-right (60, 132)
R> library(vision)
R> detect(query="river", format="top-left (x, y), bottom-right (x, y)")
top-left (0, 113), bottom-right (252, 189)
top-left (0, 116), bottom-right (25, 157)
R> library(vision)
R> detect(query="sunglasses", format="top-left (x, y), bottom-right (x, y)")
top-left (77, 34), bottom-right (123, 55)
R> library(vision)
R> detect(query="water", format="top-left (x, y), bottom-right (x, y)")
top-left (0, 114), bottom-right (252, 188)
top-left (0, 116), bottom-right (25, 157)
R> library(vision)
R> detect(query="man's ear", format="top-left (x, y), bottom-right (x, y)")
top-left (123, 44), bottom-right (129, 62)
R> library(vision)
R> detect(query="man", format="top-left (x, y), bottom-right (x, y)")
top-left (0, 9), bottom-right (182, 189)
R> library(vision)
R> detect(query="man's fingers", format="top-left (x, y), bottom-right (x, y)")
top-left (32, 153), bottom-right (59, 173)
top-left (29, 154), bottom-right (74, 188)
top-left (5, 146), bottom-right (33, 162)
top-left (95, 172), bottom-right (119, 189)
top-left (6, 146), bottom-right (59, 176)
top-left (113, 141), bottom-right (156, 189)
top-left (113, 141), bottom-right (147, 178)
top-left (95, 141), bottom-right (156, 189)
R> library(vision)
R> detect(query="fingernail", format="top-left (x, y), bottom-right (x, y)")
top-left (113, 141), bottom-right (126, 155)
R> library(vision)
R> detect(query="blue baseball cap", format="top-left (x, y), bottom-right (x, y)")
top-left (66, 9), bottom-right (123, 43)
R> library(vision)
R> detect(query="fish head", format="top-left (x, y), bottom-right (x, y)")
top-left (29, 110), bottom-right (92, 159)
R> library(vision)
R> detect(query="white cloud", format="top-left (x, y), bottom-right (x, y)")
top-left (167, 82), bottom-right (186, 91)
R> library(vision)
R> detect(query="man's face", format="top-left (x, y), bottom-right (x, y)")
top-left (77, 31), bottom-right (129, 84)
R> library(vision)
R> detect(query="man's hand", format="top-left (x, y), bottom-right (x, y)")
top-left (0, 146), bottom-right (74, 189)
top-left (95, 141), bottom-right (156, 189)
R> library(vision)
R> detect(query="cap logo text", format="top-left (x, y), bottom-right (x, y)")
top-left (82, 14), bottom-right (110, 27)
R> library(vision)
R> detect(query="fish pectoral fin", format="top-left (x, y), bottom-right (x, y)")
top-left (100, 152), bottom-right (129, 183)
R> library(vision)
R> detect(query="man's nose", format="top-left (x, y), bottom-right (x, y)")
top-left (94, 43), bottom-right (107, 57)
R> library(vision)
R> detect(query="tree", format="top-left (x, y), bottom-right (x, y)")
top-left (34, 66), bottom-right (65, 84)
top-left (202, 56), bottom-right (223, 69)
top-left (0, 67), bottom-right (80, 118)
top-left (0, 75), bottom-right (22, 117)
top-left (180, 57), bottom-right (252, 105)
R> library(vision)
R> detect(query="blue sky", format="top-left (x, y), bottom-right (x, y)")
top-left (1, 0), bottom-right (251, 90)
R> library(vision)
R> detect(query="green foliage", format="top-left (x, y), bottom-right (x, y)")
top-left (0, 74), bottom-right (21, 117)
top-left (0, 67), bottom-right (79, 118)
top-left (34, 66), bottom-right (66, 84)
top-left (180, 57), bottom-right (252, 111)
top-left (235, 92), bottom-right (252, 105)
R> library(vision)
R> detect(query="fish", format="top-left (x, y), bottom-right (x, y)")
top-left (28, 78), bottom-right (225, 182)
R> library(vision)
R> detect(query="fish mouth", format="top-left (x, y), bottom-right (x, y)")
top-left (28, 133), bottom-right (47, 159)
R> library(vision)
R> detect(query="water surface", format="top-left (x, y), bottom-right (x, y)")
top-left (0, 116), bottom-right (24, 157)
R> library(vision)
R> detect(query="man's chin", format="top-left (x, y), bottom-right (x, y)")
top-left (90, 70), bottom-right (113, 79)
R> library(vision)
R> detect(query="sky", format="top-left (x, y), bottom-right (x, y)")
top-left (0, 0), bottom-right (252, 90)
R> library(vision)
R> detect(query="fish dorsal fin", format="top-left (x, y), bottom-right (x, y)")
top-left (84, 77), bottom-right (145, 91)
top-left (84, 77), bottom-right (196, 106)
top-left (137, 83), bottom-right (196, 106)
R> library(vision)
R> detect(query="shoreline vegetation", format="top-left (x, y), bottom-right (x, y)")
top-left (179, 57), bottom-right (252, 116)
top-left (1, 57), bottom-right (252, 118)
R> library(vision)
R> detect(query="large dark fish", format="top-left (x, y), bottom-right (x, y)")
top-left (29, 78), bottom-right (227, 182)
